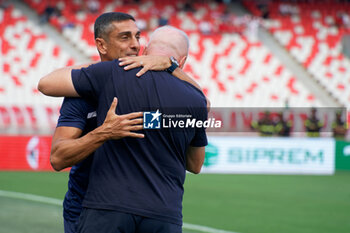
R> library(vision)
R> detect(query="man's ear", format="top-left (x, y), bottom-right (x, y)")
top-left (179, 55), bottom-right (187, 69)
top-left (95, 38), bottom-right (107, 55)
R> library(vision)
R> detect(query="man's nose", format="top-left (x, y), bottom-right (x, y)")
top-left (130, 37), bottom-right (140, 50)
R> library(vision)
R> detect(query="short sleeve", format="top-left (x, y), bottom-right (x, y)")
top-left (190, 127), bottom-right (208, 147)
top-left (57, 97), bottom-right (89, 130)
top-left (190, 103), bottom-right (208, 147)
top-left (71, 61), bottom-right (113, 105)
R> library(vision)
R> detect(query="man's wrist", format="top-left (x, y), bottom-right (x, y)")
top-left (92, 124), bottom-right (111, 142)
top-left (166, 56), bottom-right (179, 74)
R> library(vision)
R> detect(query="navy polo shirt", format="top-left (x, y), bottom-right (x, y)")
top-left (71, 60), bottom-right (208, 225)
top-left (57, 97), bottom-right (97, 222)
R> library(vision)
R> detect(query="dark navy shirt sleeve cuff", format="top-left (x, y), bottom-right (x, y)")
top-left (57, 121), bottom-right (85, 130)
top-left (71, 69), bottom-right (84, 96)
top-left (190, 133), bottom-right (208, 147)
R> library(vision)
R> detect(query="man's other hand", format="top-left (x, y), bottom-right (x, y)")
top-left (119, 55), bottom-right (171, 77)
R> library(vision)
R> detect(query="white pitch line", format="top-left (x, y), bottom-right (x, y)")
top-left (183, 223), bottom-right (240, 233)
top-left (0, 190), bottom-right (62, 206)
top-left (0, 190), bottom-right (239, 233)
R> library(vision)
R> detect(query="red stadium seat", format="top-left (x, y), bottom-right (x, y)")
top-left (0, 5), bottom-right (74, 132)
top-left (253, 0), bottom-right (350, 105)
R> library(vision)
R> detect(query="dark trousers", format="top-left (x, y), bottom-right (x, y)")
top-left (64, 218), bottom-right (78, 233)
top-left (77, 208), bottom-right (182, 233)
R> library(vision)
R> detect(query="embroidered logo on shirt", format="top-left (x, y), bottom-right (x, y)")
top-left (87, 111), bottom-right (97, 119)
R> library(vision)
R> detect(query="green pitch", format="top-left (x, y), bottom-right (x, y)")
top-left (0, 171), bottom-right (349, 233)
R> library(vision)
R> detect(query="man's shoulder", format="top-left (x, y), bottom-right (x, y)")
top-left (172, 78), bottom-right (207, 103)
top-left (81, 60), bottom-right (117, 73)
top-left (148, 71), bottom-right (207, 105)
top-left (97, 60), bottom-right (117, 67)
top-left (147, 70), bottom-right (195, 88)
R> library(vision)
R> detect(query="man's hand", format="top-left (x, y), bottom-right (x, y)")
top-left (119, 55), bottom-right (171, 77)
top-left (100, 97), bottom-right (144, 140)
top-left (50, 97), bottom-right (144, 171)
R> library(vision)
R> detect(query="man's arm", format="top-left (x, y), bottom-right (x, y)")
top-left (186, 146), bottom-right (205, 174)
top-left (119, 55), bottom-right (211, 110)
top-left (51, 98), bottom-right (144, 171)
top-left (119, 55), bottom-right (201, 89)
top-left (38, 63), bottom-right (95, 97)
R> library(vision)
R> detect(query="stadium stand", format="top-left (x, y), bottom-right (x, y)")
top-left (0, 4), bottom-right (74, 134)
top-left (243, 0), bottom-right (350, 106)
top-left (21, 0), bottom-right (321, 107)
top-left (22, 0), bottom-right (229, 60)
top-left (183, 33), bottom-right (321, 107)
top-left (3, 0), bottom-right (348, 134)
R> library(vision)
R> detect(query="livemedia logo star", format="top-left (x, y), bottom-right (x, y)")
top-left (143, 109), bottom-right (222, 129)
top-left (143, 110), bottom-right (162, 129)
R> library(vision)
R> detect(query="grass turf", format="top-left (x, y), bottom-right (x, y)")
top-left (1, 171), bottom-right (350, 233)
top-left (183, 172), bottom-right (350, 233)
top-left (0, 196), bottom-right (63, 233)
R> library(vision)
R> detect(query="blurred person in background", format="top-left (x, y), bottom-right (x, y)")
top-left (332, 110), bottom-right (348, 140)
top-left (182, 1), bottom-right (196, 12)
top-left (158, 7), bottom-right (174, 27)
top-left (86, 0), bottom-right (100, 14)
top-left (274, 111), bottom-right (292, 137)
top-left (0, 0), bottom-right (10, 9)
top-left (158, 14), bottom-right (169, 26)
top-left (304, 107), bottom-right (323, 137)
top-left (39, 2), bottom-right (61, 24)
top-left (251, 111), bottom-right (275, 136)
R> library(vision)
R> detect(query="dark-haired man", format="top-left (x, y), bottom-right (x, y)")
top-left (54, 12), bottom-right (143, 233)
